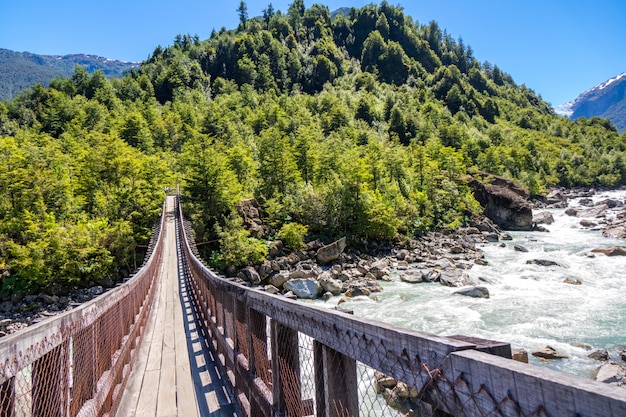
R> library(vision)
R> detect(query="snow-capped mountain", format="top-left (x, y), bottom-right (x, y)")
top-left (555, 72), bottom-right (626, 132)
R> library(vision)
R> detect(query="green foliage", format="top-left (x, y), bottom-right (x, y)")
top-left (1, 2), bottom-right (626, 288)
top-left (277, 222), bottom-right (308, 250)
top-left (214, 214), bottom-right (268, 269)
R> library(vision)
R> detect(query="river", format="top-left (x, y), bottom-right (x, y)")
top-left (323, 189), bottom-right (626, 379)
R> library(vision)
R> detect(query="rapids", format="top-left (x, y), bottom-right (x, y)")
top-left (324, 189), bottom-right (626, 379)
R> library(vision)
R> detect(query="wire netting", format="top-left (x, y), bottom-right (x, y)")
top-left (0, 202), bottom-right (165, 417)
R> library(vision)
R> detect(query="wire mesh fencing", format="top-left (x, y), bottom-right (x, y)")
top-left (0, 201), bottom-right (166, 417)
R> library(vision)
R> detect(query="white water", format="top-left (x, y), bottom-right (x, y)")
top-left (322, 190), bottom-right (626, 379)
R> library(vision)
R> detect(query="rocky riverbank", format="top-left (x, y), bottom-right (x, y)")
top-left (0, 285), bottom-right (109, 337)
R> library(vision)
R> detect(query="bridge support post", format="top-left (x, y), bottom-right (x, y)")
top-left (271, 320), bottom-right (304, 417)
top-left (313, 341), bottom-right (358, 417)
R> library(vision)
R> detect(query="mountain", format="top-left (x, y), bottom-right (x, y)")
top-left (555, 72), bottom-right (626, 132)
top-left (0, 48), bottom-right (137, 101)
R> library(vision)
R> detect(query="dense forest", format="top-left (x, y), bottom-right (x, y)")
top-left (1, 1), bottom-right (625, 296)
top-left (0, 48), bottom-right (136, 101)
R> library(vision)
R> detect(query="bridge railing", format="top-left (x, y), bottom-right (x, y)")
top-left (178, 198), bottom-right (626, 417)
top-left (0, 200), bottom-right (167, 417)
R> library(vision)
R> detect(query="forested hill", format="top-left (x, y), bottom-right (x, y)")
top-left (0, 48), bottom-right (136, 101)
top-left (1, 2), bottom-right (625, 296)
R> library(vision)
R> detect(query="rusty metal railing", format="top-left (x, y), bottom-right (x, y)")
top-left (0, 199), bottom-right (166, 417)
top-left (177, 197), bottom-right (626, 417)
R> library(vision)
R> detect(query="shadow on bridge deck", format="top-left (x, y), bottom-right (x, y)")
top-left (117, 196), bottom-right (241, 417)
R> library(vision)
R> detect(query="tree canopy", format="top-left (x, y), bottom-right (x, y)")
top-left (1, 2), bottom-right (625, 294)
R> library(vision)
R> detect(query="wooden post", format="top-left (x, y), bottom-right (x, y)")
top-left (314, 341), bottom-right (358, 417)
top-left (271, 320), bottom-right (304, 417)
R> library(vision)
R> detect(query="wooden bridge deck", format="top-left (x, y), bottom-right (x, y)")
top-left (117, 196), bottom-right (240, 417)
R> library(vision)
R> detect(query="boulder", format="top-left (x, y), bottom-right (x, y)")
top-left (512, 348), bottom-right (529, 363)
top-left (531, 346), bottom-right (568, 359)
top-left (289, 267), bottom-right (317, 279)
top-left (466, 173), bottom-right (533, 231)
top-left (236, 198), bottom-right (264, 237)
top-left (268, 271), bottom-right (290, 288)
top-left (591, 246), bottom-right (626, 257)
top-left (588, 350), bottom-right (610, 361)
top-left (580, 219), bottom-right (597, 228)
top-left (593, 363), bottom-right (625, 384)
top-left (602, 226), bottom-right (626, 239)
top-left (563, 277), bottom-right (583, 285)
top-left (454, 286), bottom-right (490, 299)
top-left (533, 211), bottom-right (555, 225)
top-left (597, 198), bottom-right (622, 208)
top-left (283, 278), bottom-right (322, 299)
top-left (264, 285), bottom-right (281, 295)
top-left (514, 245), bottom-right (529, 253)
top-left (526, 259), bottom-right (561, 267)
top-left (485, 233), bottom-right (499, 242)
top-left (565, 208), bottom-right (578, 217)
top-left (400, 271), bottom-right (424, 284)
top-left (545, 189), bottom-right (567, 204)
top-left (621, 350), bottom-right (626, 362)
top-left (439, 270), bottom-right (474, 287)
top-left (319, 276), bottom-right (343, 295)
top-left (238, 266), bottom-right (262, 285)
top-left (316, 237), bottom-right (347, 264)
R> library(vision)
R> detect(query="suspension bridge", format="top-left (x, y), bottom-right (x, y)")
top-left (1, 195), bottom-right (625, 417)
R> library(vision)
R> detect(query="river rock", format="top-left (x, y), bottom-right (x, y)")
top-left (580, 219), bottom-right (597, 228)
top-left (591, 246), bottom-right (626, 257)
top-left (531, 346), bottom-right (568, 359)
top-left (316, 237), bottom-right (347, 264)
top-left (593, 363), bottom-right (625, 384)
top-left (319, 276), bottom-right (343, 295)
top-left (526, 259), bottom-right (561, 267)
top-left (466, 173), bottom-right (533, 231)
top-left (236, 198), bottom-right (264, 237)
top-left (400, 271), bottom-right (424, 283)
top-left (264, 285), bottom-right (281, 295)
top-left (545, 190), bottom-right (566, 205)
top-left (565, 208), bottom-right (578, 217)
top-left (289, 266), bottom-right (317, 279)
top-left (439, 270), bottom-right (474, 287)
top-left (597, 198), bottom-right (622, 208)
top-left (620, 350), bottom-right (626, 362)
top-left (421, 269), bottom-right (440, 282)
top-left (514, 245), bottom-right (529, 252)
top-left (563, 277), bottom-right (582, 285)
top-left (485, 233), bottom-right (499, 242)
top-left (238, 266), bottom-right (262, 285)
top-left (588, 350), bottom-right (610, 361)
top-left (533, 211), bottom-right (555, 225)
top-left (283, 278), bottom-right (322, 299)
top-left (512, 348), bottom-right (529, 363)
top-left (454, 286), bottom-right (490, 299)
top-left (268, 271), bottom-right (290, 288)
top-left (602, 226), bottom-right (626, 239)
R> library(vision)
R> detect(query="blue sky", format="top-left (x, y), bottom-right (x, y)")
top-left (1, 0), bottom-right (625, 106)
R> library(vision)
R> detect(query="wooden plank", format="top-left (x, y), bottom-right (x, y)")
top-left (135, 369), bottom-right (160, 416)
top-left (175, 363), bottom-right (199, 417)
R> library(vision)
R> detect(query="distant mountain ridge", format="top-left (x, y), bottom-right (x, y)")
top-left (0, 48), bottom-right (137, 101)
top-left (555, 72), bottom-right (626, 132)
